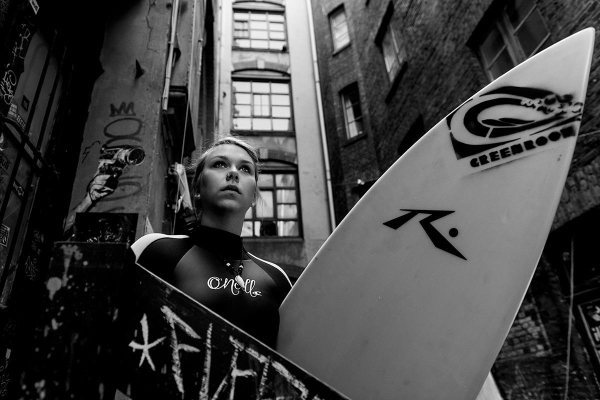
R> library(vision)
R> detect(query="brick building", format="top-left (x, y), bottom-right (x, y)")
top-left (310, 0), bottom-right (600, 398)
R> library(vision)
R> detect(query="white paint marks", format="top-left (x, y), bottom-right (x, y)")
top-left (129, 314), bottom-right (165, 371)
top-left (161, 306), bottom-right (201, 396)
top-left (46, 277), bottom-right (62, 300)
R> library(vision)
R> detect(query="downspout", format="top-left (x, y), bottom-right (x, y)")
top-left (306, 0), bottom-right (337, 230)
top-left (162, 0), bottom-right (181, 112)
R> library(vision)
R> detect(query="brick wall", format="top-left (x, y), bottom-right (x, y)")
top-left (493, 255), bottom-right (600, 399)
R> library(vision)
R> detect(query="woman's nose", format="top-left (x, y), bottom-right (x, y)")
top-left (226, 170), bottom-right (239, 182)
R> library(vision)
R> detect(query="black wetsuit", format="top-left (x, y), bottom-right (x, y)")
top-left (132, 225), bottom-right (292, 348)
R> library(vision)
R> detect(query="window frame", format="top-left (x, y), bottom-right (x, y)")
top-left (242, 170), bottom-right (302, 238)
top-left (329, 7), bottom-right (350, 52)
top-left (231, 77), bottom-right (294, 133)
top-left (340, 84), bottom-right (365, 140)
top-left (380, 23), bottom-right (404, 82)
top-left (232, 9), bottom-right (287, 52)
top-left (477, 0), bottom-right (551, 81)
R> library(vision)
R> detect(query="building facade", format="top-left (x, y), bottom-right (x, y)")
top-left (217, 0), bottom-right (333, 280)
top-left (0, 0), bottom-right (220, 394)
top-left (310, 0), bottom-right (600, 398)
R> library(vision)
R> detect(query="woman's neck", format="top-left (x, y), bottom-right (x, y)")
top-left (199, 212), bottom-right (244, 235)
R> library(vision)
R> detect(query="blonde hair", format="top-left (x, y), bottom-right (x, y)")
top-left (191, 135), bottom-right (261, 213)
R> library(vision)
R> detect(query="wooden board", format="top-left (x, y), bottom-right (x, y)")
top-left (277, 28), bottom-right (595, 400)
top-left (16, 242), bottom-right (349, 400)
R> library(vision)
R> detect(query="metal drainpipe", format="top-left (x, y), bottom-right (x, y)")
top-left (305, 0), bottom-right (337, 231)
top-left (162, 0), bottom-right (181, 112)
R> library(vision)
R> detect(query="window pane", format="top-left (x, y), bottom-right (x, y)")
top-left (277, 221), bottom-right (299, 237)
top-left (259, 221), bottom-right (277, 237)
top-left (251, 13), bottom-right (267, 20)
top-left (269, 14), bottom-right (284, 22)
top-left (506, 0), bottom-right (535, 29)
top-left (270, 31), bottom-right (285, 40)
top-left (276, 174), bottom-right (295, 187)
top-left (257, 190), bottom-right (273, 217)
top-left (251, 30), bottom-right (269, 39)
top-left (330, 10), bottom-right (350, 49)
top-left (233, 105), bottom-right (251, 117)
top-left (253, 118), bottom-right (272, 130)
top-left (245, 207), bottom-right (252, 219)
top-left (251, 21), bottom-right (268, 30)
top-left (278, 204), bottom-right (297, 219)
top-left (270, 23), bottom-right (284, 31)
top-left (348, 121), bottom-right (359, 138)
top-left (277, 189), bottom-right (296, 203)
top-left (233, 81), bottom-right (251, 92)
top-left (233, 118), bottom-right (251, 130)
top-left (480, 26), bottom-right (505, 66)
top-left (515, 10), bottom-right (549, 57)
top-left (271, 83), bottom-right (289, 94)
top-left (234, 12), bottom-right (249, 21)
top-left (388, 59), bottom-right (401, 81)
top-left (272, 119), bottom-right (290, 131)
top-left (270, 42), bottom-right (286, 51)
top-left (258, 174), bottom-right (273, 188)
top-left (252, 82), bottom-right (270, 93)
top-left (253, 40), bottom-right (269, 49)
top-left (272, 95), bottom-right (289, 105)
top-left (234, 39), bottom-right (250, 47)
top-left (242, 221), bottom-right (253, 237)
top-left (272, 106), bottom-right (290, 118)
top-left (342, 87), bottom-right (363, 138)
top-left (382, 27), bottom-right (400, 78)
top-left (254, 221), bottom-right (262, 237)
top-left (234, 22), bottom-right (249, 33)
top-left (234, 93), bottom-right (251, 104)
top-left (489, 48), bottom-right (515, 79)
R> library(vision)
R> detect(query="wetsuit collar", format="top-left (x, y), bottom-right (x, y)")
top-left (191, 225), bottom-right (246, 260)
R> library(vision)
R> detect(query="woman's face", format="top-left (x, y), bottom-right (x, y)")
top-left (199, 144), bottom-right (257, 216)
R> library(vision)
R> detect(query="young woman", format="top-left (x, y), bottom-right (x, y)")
top-left (131, 136), bottom-right (292, 348)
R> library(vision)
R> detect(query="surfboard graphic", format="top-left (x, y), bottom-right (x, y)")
top-left (277, 28), bottom-right (595, 400)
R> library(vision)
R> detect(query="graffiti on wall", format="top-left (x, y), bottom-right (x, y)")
top-left (0, 18), bottom-right (34, 116)
top-left (65, 102), bottom-right (145, 232)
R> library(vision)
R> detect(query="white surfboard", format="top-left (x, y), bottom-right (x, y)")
top-left (277, 28), bottom-right (595, 400)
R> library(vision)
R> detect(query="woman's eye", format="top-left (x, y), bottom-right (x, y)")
top-left (240, 166), bottom-right (252, 174)
top-left (213, 161), bottom-right (227, 168)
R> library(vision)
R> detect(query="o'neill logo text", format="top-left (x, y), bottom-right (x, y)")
top-left (448, 86), bottom-right (582, 169)
top-left (384, 209), bottom-right (466, 260)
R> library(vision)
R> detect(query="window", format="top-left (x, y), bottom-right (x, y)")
top-left (381, 23), bottom-right (404, 82)
top-left (340, 84), bottom-right (364, 139)
top-left (478, 0), bottom-right (550, 80)
top-left (242, 172), bottom-right (300, 237)
top-left (329, 8), bottom-right (350, 51)
top-left (233, 10), bottom-right (286, 51)
top-left (232, 80), bottom-right (292, 131)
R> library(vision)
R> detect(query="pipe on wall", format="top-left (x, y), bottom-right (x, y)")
top-left (305, 0), bottom-right (337, 231)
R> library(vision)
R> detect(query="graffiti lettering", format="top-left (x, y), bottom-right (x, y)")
top-left (0, 349), bottom-right (10, 397)
top-left (103, 117), bottom-right (143, 146)
top-left (11, 25), bottom-right (31, 61)
top-left (24, 255), bottom-right (37, 281)
top-left (109, 102), bottom-right (136, 117)
top-left (66, 102), bottom-right (145, 232)
top-left (0, 69), bottom-right (16, 105)
top-left (129, 314), bottom-right (165, 372)
top-left (129, 307), bottom-right (336, 399)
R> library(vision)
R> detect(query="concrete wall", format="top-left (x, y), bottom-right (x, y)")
top-left (66, 0), bottom-right (172, 238)
top-left (285, 0), bottom-right (332, 266)
top-left (66, 0), bottom-right (210, 238)
top-left (217, 0), bottom-right (332, 277)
